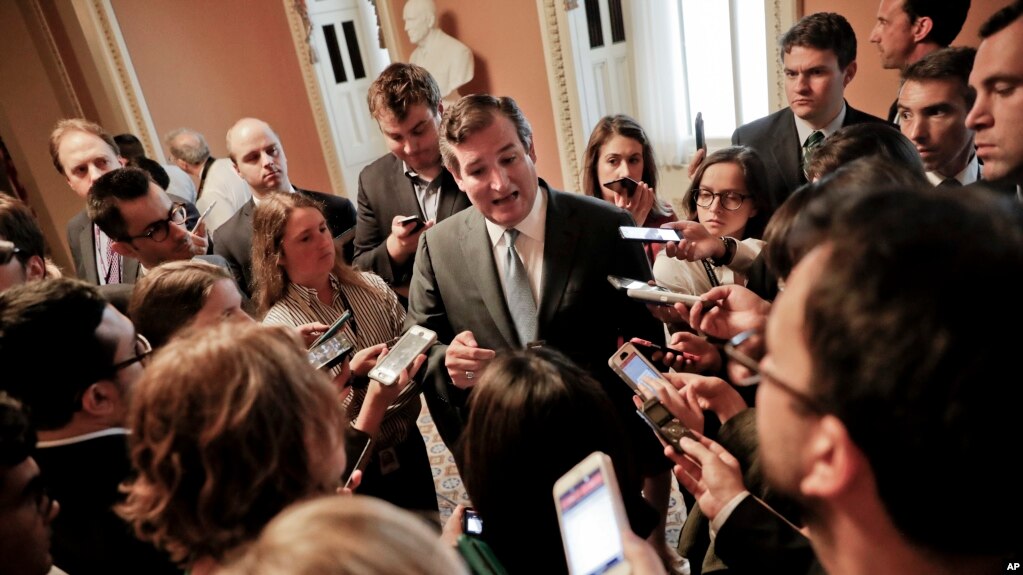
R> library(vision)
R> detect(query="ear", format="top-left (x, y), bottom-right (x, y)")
top-left (24, 255), bottom-right (46, 281)
top-left (799, 414), bottom-right (862, 499)
top-left (110, 239), bottom-right (138, 260)
top-left (911, 16), bottom-right (934, 44)
top-left (842, 61), bottom-right (858, 88)
top-left (527, 140), bottom-right (537, 164)
top-left (79, 381), bottom-right (124, 418)
top-left (436, 101), bottom-right (444, 118)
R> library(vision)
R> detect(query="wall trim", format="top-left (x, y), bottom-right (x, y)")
top-left (28, 0), bottom-right (84, 119)
top-left (536, 0), bottom-right (583, 193)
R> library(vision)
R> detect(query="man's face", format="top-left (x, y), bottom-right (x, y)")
top-left (449, 113), bottom-right (538, 228)
top-left (230, 124), bottom-right (289, 195)
top-left (0, 242), bottom-right (28, 293)
top-left (191, 278), bottom-right (251, 328)
top-left (757, 246), bottom-right (827, 499)
top-left (0, 458), bottom-right (58, 575)
top-left (967, 17), bottom-right (1023, 183)
top-left (57, 130), bottom-right (126, 199)
top-left (403, 2), bottom-right (431, 44)
top-left (898, 79), bottom-right (974, 176)
top-left (377, 103), bottom-right (443, 175)
top-left (783, 46), bottom-right (855, 128)
top-left (111, 183), bottom-right (193, 268)
top-left (869, 0), bottom-right (916, 70)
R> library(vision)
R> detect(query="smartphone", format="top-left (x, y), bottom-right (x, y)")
top-left (367, 325), bottom-right (437, 386)
top-left (695, 112), bottom-right (706, 152)
top-left (629, 338), bottom-right (666, 365)
top-left (192, 200), bottom-right (217, 233)
top-left (602, 177), bottom-right (639, 198)
top-left (626, 286), bottom-right (704, 307)
top-left (333, 225), bottom-right (356, 249)
top-left (618, 226), bottom-right (681, 243)
top-left (398, 214), bottom-right (426, 233)
top-left (636, 397), bottom-right (692, 453)
top-left (307, 332), bottom-right (354, 371)
top-left (462, 507), bottom-right (484, 536)
top-left (308, 310), bottom-right (353, 350)
top-left (553, 451), bottom-right (631, 575)
top-left (606, 275), bottom-right (650, 291)
top-left (608, 341), bottom-right (672, 400)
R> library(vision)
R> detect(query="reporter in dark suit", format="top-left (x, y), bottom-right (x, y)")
top-left (732, 13), bottom-right (886, 207)
top-left (356, 64), bottom-right (471, 300)
top-left (213, 118), bottom-right (356, 297)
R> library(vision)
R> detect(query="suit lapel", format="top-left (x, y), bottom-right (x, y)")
top-left (538, 188), bottom-right (580, 332)
top-left (78, 221), bottom-right (99, 284)
top-left (459, 211), bottom-right (518, 347)
top-left (772, 109), bottom-right (803, 192)
top-left (435, 169), bottom-right (463, 220)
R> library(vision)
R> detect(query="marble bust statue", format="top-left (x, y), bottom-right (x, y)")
top-left (403, 0), bottom-right (474, 104)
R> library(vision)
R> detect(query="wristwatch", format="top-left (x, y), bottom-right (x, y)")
top-left (710, 236), bottom-right (737, 267)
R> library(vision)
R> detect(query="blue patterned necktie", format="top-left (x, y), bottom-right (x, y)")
top-left (503, 229), bottom-right (537, 347)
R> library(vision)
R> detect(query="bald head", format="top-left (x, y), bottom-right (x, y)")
top-left (225, 118), bottom-right (290, 197)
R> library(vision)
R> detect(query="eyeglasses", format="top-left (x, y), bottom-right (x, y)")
top-left (723, 329), bottom-right (828, 415)
top-left (111, 333), bottom-right (153, 373)
top-left (695, 189), bottom-right (750, 211)
top-left (0, 240), bottom-right (22, 265)
top-left (122, 203), bottom-right (187, 243)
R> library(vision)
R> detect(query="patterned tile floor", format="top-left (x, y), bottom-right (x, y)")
top-left (417, 403), bottom-right (691, 574)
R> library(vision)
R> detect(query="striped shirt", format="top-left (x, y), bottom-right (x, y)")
top-left (262, 272), bottom-right (420, 446)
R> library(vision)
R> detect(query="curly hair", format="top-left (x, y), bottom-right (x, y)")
top-left (251, 192), bottom-right (371, 315)
top-left (117, 321), bottom-right (347, 564)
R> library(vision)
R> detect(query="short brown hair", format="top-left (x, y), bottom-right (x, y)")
top-left (780, 12), bottom-right (857, 70)
top-left (367, 63), bottom-right (442, 121)
top-left (49, 118), bottom-right (119, 176)
top-left (117, 321), bottom-right (347, 563)
top-left (439, 94), bottom-right (532, 175)
top-left (901, 46), bottom-right (977, 108)
top-left (128, 260), bottom-right (236, 349)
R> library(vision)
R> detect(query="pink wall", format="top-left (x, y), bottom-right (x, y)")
top-left (802, 0), bottom-right (1014, 118)
top-left (110, 0), bottom-right (334, 194)
top-left (386, 0), bottom-right (564, 190)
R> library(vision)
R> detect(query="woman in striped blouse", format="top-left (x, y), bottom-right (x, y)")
top-left (251, 192), bottom-right (437, 520)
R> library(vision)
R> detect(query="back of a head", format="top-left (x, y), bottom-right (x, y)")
top-left (805, 122), bottom-right (924, 181)
top-left (780, 12), bottom-right (857, 69)
top-left (113, 133), bottom-right (146, 161)
top-left (0, 392), bottom-right (34, 469)
top-left (222, 495), bottom-right (466, 575)
top-left (439, 94), bottom-right (532, 175)
top-left (126, 156), bottom-right (171, 191)
top-left (88, 166), bottom-right (154, 241)
top-left (118, 321), bottom-right (346, 564)
top-left (129, 260), bottom-right (234, 349)
top-left (461, 348), bottom-right (637, 569)
top-left (0, 195), bottom-right (46, 263)
top-left (806, 186), bottom-right (1023, 557)
top-left (903, 0), bottom-right (971, 47)
top-left (367, 62), bottom-right (442, 121)
top-left (164, 128), bottom-right (210, 166)
top-left (0, 278), bottom-right (111, 430)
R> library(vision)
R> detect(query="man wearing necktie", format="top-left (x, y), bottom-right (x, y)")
top-left (406, 94), bottom-right (665, 469)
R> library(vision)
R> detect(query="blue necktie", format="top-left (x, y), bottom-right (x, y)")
top-left (503, 229), bottom-right (537, 347)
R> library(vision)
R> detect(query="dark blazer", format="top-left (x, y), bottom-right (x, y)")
top-left (405, 183), bottom-right (664, 450)
top-left (66, 193), bottom-right (199, 285)
top-left (354, 153), bottom-right (471, 287)
top-left (731, 103), bottom-right (888, 206)
top-left (212, 187), bottom-right (356, 297)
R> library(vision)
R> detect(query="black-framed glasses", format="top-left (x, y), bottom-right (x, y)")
top-left (695, 189), bottom-right (749, 211)
top-left (0, 239), bottom-right (22, 265)
top-left (122, 203), bottom-right (187, 243)
top-left (723, 329), bottom-right (828, 415)
top-left (110, 333), bottom-right (153, 372)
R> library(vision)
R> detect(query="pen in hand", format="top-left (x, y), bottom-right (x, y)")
top-left (191, 200), bottom-right (218, 233)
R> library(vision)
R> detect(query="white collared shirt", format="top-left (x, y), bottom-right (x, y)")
top-left (794, 103), bottom-right (847, 150)
top-left (485, 186), bottom-right (547, 307)
top-left (925, 152), bottom-right (981, 187)
top-left (404, 161), bottom-right (441, 221)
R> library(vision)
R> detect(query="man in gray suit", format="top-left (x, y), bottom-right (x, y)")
top-left (732, 12), bottom-right (886, 207)
top-left (356, 63), bottom-right (470, 302)
top-left (406, 94), bottom-right (666, 480)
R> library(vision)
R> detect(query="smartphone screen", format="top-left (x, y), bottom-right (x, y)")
top-left (557, 467), bottom-right (627, 574)
top-left (463, 508), bottom-right (484, 536)
top-left (618, 226), bottom-right (681, 243)
top-left (616, 349), bottom-right (663, 399)
top-left (307, 333), bottom-right (354, 371)
top-left (368, 326), bottom-right (436, 385)
top-left (606, 275), bottom-right (650, 291)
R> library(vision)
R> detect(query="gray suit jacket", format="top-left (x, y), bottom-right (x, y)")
top-left (212, 188), bottom-right (356, 297)
top-left (731, 102), bottom-right (888, 206)
top-left (406, 183), bottom-right (663, 448)
top-left (66, 193), bottom-right (199, 285)
top-left (353, 153), bottom-right (470, 287)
